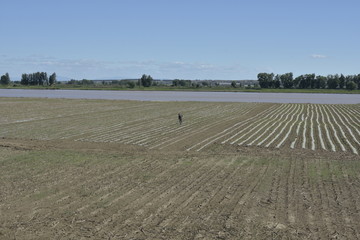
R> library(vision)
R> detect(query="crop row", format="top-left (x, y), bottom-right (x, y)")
top-left (190, 104), bottom-right (360, 154)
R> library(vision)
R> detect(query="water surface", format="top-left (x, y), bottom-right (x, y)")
top-left (0, 89), bottom-right (359, 104)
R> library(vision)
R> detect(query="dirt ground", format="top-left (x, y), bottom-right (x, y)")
top-left (1, 138), bottom-right (360, 240)
top-left (1, 98), bottom-right (360, 239)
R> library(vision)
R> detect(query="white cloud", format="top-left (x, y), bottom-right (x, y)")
top-left (311, 54), bottom-right (327, 59)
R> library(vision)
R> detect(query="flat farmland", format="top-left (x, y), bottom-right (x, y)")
top-left (1, 98), bottom-right (359, 154)
top-left (1, 98), bottom-right (360, 239)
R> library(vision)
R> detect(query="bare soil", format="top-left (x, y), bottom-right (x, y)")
top-left (1, 138), bottom-right (360, 239)
top-left (1, 98), bottom-right (360, 239)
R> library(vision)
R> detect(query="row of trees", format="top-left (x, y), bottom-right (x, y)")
top-left (67, 79), bottom-right (94, 85)
top-left (172, 79), bottom-right (192, 87)
top-left (66, 79), bottom-right (137, 88)
top-left (64, 75), bottom-right (154, 88)
top-left (20, 72), bottom-right (57, 86)
top-left (257, 72), bottom-right (360, 90)
top-left (1, 73), bottom-right (10, 85)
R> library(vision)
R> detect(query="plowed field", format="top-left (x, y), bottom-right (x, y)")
top-left (1, 98), bottom-right (360, 239)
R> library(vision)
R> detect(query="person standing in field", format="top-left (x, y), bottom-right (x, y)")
top-left (178, 113), bottom-right (183, 125)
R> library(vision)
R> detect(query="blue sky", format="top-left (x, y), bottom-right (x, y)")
top-left (1, 0), bottom-right (359, 80)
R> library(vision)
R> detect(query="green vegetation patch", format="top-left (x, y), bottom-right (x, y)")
top-left (307, 159), bottom-right (360, 181)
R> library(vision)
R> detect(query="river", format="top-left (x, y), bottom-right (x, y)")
top-left (0, 89), bottom-right (359, 104)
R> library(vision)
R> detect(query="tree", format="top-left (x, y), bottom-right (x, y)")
top-left (67, 79), bottom-right (77, 85)
top-left (0, 72), bottom-right (10, 85)
top-left (80, 79), bottom-right (94, 85)
top-left (21, 73), bottom-right (29, 85)
top-left (182, 80), bottom-right (192, 87)
top-left (127, 81), bottom-right (135, 88)
top-left (307, 74), bottom-right (316, 89)
top-left (201, 81), bottom-right (209, 87)
top-left (346, 81), bottom-right (357, 90)
top-left (41, 72), bottom-right (48, 85)
top-left (231, 81), bottom-right (237, 88)
top-left (327, 74), bottom-right (339, 89)
top-left (355, 74), bottom-right (360, 90)
top-left (280, 72), bottom-right (293, 89)
top-left (297, 74), bottom-right (315, 89)
top-left (257, 73), bottom-right (274, 88)
top-left (296, 75), bottom-right (305, 88)
top-left (316, 75), bottom-right (327, 89)
top-left (172, 79), bottom-right (191, 87)
top-left (49, 72), bottom-right (57, 85)
top-left (5, 73), bottom-right (10, 84)
top-left (345, 75), bottom-right (353, 87)
top-left (139, 74), bottom-right (153, 87)
top-left (273, 74), bottom-right (281, 88)
top-left (172, 79), bottom-right (180, 87)
top-left (339, 74), bottom-right (345, 89)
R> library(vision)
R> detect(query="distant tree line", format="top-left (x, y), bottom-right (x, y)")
top-left (171, 79), bottom-right (224, 88)
top-left (66, 79), bottom-right (137, 88)
top-left (257, 72), bottom-right (360, 90)
top-left (67, 79), bottom-right (94, 85)
top-left (20, 72), bottom-right (57, 86)
top-left (172, 79), bottom-right (192, 87)
top-left (64, 75), bottom-right (155, 88)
